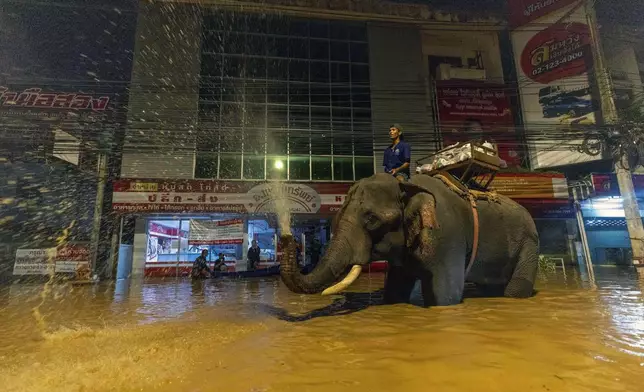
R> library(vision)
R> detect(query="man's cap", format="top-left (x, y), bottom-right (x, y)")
top-left (390, 123), bottom-right (403, 133)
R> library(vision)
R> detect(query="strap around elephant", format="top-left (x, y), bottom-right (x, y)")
top-left (465, 195), bottom-right (480, 277)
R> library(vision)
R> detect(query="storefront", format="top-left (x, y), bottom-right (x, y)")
top-left (111, 172), bottom-right (575, 277)
top-left (579, 173), bottom-right (644, 265)
top-left (112, 179), bottom-right (350, 277)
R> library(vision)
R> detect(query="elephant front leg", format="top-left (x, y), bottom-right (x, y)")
top-left (420, 263), bottom-right (465, 307)
top-left (383, 266), bottom-right (417, 304)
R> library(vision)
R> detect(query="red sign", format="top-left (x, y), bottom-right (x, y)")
top-left (520, 22), bottom-right (591, 84)
top-left (436, 81), bottom-right (522, 167)
top-left (509, 0), bottom-right (580, 28)
top-left (591, 173), bottom-right (644, 198)
top-left (55, 244), bottom-right (90, 261)
top-left (0, 86), bottom-right (110, 111)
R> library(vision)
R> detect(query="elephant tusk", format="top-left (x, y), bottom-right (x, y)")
top-left (321, 265), bottom-right (362, 296)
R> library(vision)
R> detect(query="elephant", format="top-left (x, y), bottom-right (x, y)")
top-left (279, 172), bottom-right (540, 307)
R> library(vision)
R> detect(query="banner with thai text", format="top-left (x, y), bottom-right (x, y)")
top-left (189, 219), bottom-right (244, 245)
top-left (509, 1), bottom-right (602, 169)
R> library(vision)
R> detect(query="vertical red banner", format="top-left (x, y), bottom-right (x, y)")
top-left (436, 81), bottom-right (522, 167)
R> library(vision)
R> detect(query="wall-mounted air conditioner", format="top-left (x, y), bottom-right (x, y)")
top-left (436, 63), bottom-right (486, 81)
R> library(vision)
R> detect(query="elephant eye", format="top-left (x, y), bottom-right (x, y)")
top-left (364, 212), bottom-right (381, 231)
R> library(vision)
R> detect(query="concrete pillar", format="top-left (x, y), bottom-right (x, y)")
top-left (120, 1), bottom-right (203, 179)
top-left (131, 217), bottom-right (147, 277)
top-left (368, 24), bottom-right (435, 175)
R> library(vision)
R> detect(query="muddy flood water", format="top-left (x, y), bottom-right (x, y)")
top-left (0, 267), bottom-right (643, 392)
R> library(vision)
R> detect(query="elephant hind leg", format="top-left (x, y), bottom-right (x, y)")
top-left (504, 240), bottom-right (538, 298)
top-left (383, 266), bottom-right (417, 304)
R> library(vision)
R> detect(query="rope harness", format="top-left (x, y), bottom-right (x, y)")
top-left (431, 173), bottom-right (500, 277)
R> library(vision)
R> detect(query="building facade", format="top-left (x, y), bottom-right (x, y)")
top-left (109, 0), bottom-right (581, 277)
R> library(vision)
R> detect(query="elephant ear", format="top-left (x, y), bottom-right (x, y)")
top-left (399, 182), bottom-right (439, 252)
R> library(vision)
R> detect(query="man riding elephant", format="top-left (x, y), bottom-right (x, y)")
top-left (279, 173), bottom-right (539, 307)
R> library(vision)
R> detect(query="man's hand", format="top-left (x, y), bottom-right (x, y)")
top-left (390, 168), bottom-right (398, 175)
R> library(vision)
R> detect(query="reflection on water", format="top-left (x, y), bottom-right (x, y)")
top-left (0, 267), bottom-right (643, 392)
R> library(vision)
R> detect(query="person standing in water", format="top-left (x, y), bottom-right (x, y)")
top-left (383, 123), bottom-right (411, 182)
top-left (247, 240), bottom-right (261, 271)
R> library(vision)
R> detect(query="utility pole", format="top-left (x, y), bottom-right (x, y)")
top-left (586, 2), bottom-right (644, 266)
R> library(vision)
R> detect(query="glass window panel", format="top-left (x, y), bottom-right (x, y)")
top-left (330, 22), bottom-right (350, 40)
top-left (267, 58), bottom-right (288, 80)
top-left (221, 103), bottom-right (243, 128)
top-left (199, 83), bottom-right (221, 103)
top-left (354, 141), bottom-right (373, 157)
top-left (267, 81), bottom-right (288, 104)
top-left (266, 36), bottom-right (289, 58)
top-left (349, 25), bottom-right (367, 42)
top-left (289, 155), bottom-right (310, 180)
top-left (221, 79), bottom-right (244, 102)
top-left (333, 156), bottom-right (353, 181)
top-left (199, 100), bottom-right (220, 119)
top-left (223, 56), bottom-right (244, 79)
top-left (310, 61), bottom-right (329, 83)
top-left (310, 84), bottom-right (330, 106)
top-left (219, 154), bottom-right (241, 179)
top-left (245, 81), bottom-right (266, 104)
top-left (310, 40), bottom-right (329, 60)
top-left (246, 57), bottom-right (266, 79)
top-left (243, 155), bottom-right (265, 179)
top-left (202, 31), bottom-right (224, 53)
top-left (289, 19), bottom-right (309, 36)
top-left (266, 15), bottom-right (289, 36)
top-left (312, 156), bottom-right (332, 180)
top-left (351, 64), bottom-right (370, 84)
top-left (331, 86), bottom-right (350, 107)
top-left (267, 105), bottom-right (288, 129)
top-left (330, 41), bottom-right (349, 61)
top-left (195, 154), bottom-right (218, 179)
top-left (289, 131), bottom-right (310, 154)
top-left (354, 157), bottom-right (374, 180)
top-left (266, 132), bottom-right (288, 155)
top-left (201, 54), bottom-right (222, 77)
top-left (223, 33), bottom-right (245, 54)
top-left (220, 129), bottom-right (242, 152)
top-left (333, 133), bottom-right (353, 155)
top-left (267, 156), bottom-right (288, 180)
top-left (311, 107), bottom-right (330, 130)
top-left (289, 59), bottom-right (309, 82)
top-left (243, 128), bottom-right (265, 154)
top-left (289, 83), bottom-right (309, 105)
top-left (196, 129), bottom-right (219, 152)
top-left (310, 131), bottom-right (332, 155)
top-left (245, 34), bottom-right (266, 56)
top-left (309, 21), bottom-right (329, 38)
top-left (352, 108), bottom-right (372, 129)
top-left (289, 106), bottom-right (309, 129)
top-left (351, 87), bottom-right (372, 108)
top-left (349, 42), bottom-right (369, 63)
top-left (244, 104), bottom-right (265, 128)
top-left (246, 14), bottom-right (267, 34)
top-left (331, 62), bottom-right (350, 84)
top-left (288, 38), bottom-right (308, 59)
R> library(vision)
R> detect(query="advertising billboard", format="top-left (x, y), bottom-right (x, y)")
top-left (436, 81), bottom-right (523, 167)
top-left (510, 0), bottom-right (602, 169)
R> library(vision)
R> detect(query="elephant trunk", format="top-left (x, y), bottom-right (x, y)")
top-left (279, 225), bottom-right (366, 295)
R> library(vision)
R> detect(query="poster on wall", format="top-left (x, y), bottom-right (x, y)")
top-left (189, 219), bottom-right (244, 245)
top-left (12, 244), bottom-right (90, 275)
top-left (436, 81), bottom-right (522, 167)
top-left (509, 0), bottom-right (601, 169)
top-left (54, 243), bottom-right (91, 273)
